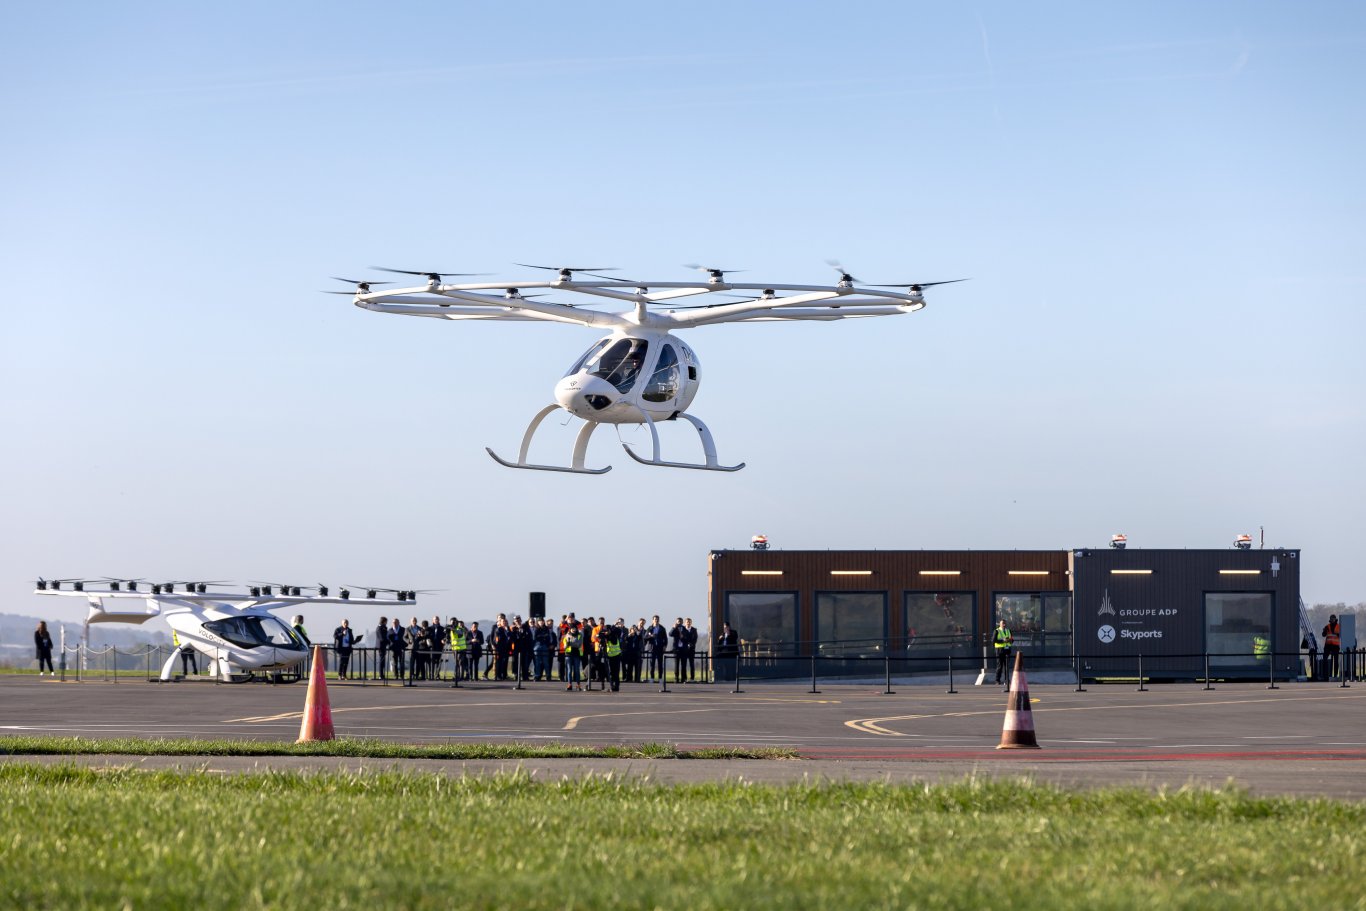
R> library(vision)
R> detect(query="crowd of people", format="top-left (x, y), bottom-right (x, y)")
top-left (305, 613), bottom-right (720, 688)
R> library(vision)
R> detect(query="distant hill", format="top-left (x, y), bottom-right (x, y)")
top-left (0, 612), bottom-right (170, 669)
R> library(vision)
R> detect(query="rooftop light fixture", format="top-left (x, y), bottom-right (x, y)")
top-left (1008, 571), bottom-right (1050, 576)
top-left (918, 570), bottom-right (961, 576)
top-left (741, 570), bottom-right (784, 576)
top-left (1110, 569), bottom-right (1153, 575)
top-left (830, 570), bottom-right (873, 576)
top-left (1218, 569), bottom-right (1261, 575)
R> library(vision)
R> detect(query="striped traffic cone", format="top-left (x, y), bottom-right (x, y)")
top-left (996, 651), bottom-right (1040, 750)
top-left (296, 646), bottom-right (335, 742)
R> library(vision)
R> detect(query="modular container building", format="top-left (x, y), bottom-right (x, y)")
top-left (707, 546), bottom-right (1302, 681)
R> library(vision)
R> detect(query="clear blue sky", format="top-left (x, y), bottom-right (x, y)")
top-left (3, 1), bottom-right (1363, 635)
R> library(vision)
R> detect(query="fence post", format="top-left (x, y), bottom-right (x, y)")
top-left (809, 647), bottom-right (820, 694)
top-left (1340, 649), bottom-right (1351, 688)
top-left (1073, 652), bottom-right (1086, 692)
top-left (1137, 653), bottom-right (1146, 692)
top-left (883, 645), bottom-right (894, 695)
top-left (1203, 649), bottom-right (1214, 690)
top-left (731, 652), bottom-right (742, 694)
top-left (946, 654), bottom-right (957, 694)
top-left (1267, 648), bottom-right (1278, 690)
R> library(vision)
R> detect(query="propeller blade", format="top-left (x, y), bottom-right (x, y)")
top-left (868, 279), bottom-right (970, 289)
top-left (825, 259), bottom-right (859, 282)
top-left (370, 268), bottom-right (492, 278)
top-left (579, 271), bottom-right (635, 282)
top-left (514, 263), bottom-right (618, 273)
top-left (330, 277), bottom-right (394, 286)
top-left (683, 264), bottom-right (746, 276)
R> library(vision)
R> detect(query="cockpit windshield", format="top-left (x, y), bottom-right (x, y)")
top-left (589, 338), bottom-right (650, 393)
top-left (564, 339), bottom-right (610, 378)
top-left (204, 616), bottom-right (304, 650)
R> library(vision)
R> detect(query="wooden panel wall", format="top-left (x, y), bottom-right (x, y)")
top-left (708, 550), bottom-right (1071, 648)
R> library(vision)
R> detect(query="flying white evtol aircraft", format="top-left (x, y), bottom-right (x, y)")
top-left (337, 262), bottom-right (963, 474)
top-left (34, 579), bottom-right (412, 682)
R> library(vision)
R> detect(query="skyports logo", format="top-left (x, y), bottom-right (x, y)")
top-left (1120, 629), bottom-right (1163, 641)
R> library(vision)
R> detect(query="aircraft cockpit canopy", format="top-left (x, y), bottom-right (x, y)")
top-left (567, 337), bottom-right (651, 394)
top-left (203, 616), bottom-right (305, 651)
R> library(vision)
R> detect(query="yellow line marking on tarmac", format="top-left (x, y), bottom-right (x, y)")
top-left (563, 708), bottom-right (717, 731)
top-left (844, 690), bottom-right (1366, 736)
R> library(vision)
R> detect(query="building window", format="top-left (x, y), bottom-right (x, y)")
top-left (1205, 592), bottom-right (1273, 669)
top-left (993, 592), bottom-right (1072, 658)
top-left (815, 591), bottom-right (887, 656)
top-left (903, 592), bottom-right (976, 658)
top-left (724, 592), bottom-right (798, 659)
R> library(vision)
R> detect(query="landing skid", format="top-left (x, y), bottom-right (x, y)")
top-left (622, 412), bottom-right (745, 472)
top-left (486, 404), bottom-right (612, 475)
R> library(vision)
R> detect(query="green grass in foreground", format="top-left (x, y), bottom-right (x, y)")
top-left (2, 765), bottom-right (1363, 911)
top-left (0, 735), bottom-right (793, 760)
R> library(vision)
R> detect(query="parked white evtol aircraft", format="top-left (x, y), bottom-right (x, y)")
top-left (338, 262), bottom-right (964, 474)
top-left (34, 579), bottom-right (410, 682)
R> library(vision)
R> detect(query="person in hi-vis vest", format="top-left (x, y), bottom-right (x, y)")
top-left (993, 620), bottom-right (1014, 686)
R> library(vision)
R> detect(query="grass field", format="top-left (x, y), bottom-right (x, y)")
top-left (0, 735), bottom-right (793, 760)
top-left (2, 764), bottom-right (1362, 911)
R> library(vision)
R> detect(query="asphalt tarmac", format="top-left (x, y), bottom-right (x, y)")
top-left (6, 674), bottom-right (1366, 797)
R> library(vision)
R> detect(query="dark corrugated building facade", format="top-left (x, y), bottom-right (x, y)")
top-left (1070, 547), bottom-right (1301, 680)
top-left (708, 547), bottom-right (1302, 680)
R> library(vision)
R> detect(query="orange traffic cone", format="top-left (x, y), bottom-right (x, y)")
top-left (297, 646), bottom-right (335, 743)
top-left (996, 652), bottom-right (1040, 750)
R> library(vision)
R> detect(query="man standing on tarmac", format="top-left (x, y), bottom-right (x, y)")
top-left (647, 615), bottom-right (668, 683)
top-left (602, 622), bottom-right (623, 691)
top-left (389, 618), bottom-right (406, 679)
top-left (449, 619), bottom-right (469, 682)
top-left (1323, 614), bottom-right (1342, 679)
top-left (332, 619), bottom-right (362, 680)
top-left (375, 617), bottom-right (389, 680)
top-left (682, 618), bottom-right (699, 682)
top-left (993, 619), bottom-right (1014, 688)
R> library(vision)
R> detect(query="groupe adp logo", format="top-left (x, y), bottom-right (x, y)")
top-left (1097, 590), bottom-right (1117, 643)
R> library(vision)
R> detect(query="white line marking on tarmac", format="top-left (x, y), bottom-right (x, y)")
top-left (1242, 735), bottom-right (1309, 739)
top-left (843, 690), bottom-right (1366, 737)
top-left (563, 709), bottom-right (717, 731)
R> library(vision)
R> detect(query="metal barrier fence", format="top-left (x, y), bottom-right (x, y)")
top-left (14, 643), bottom-right (1366, 690)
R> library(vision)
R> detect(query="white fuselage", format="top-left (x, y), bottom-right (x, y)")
top-left (164, 604), bottom-right (308, 672)
top-left (554, 330), bottom-right (701, 424)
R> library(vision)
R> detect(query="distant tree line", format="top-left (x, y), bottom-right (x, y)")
top-left (1305, 603), bottom-right (1366, 637)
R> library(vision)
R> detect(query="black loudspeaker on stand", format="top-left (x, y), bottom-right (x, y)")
top-left (529, 592), bottom-right (546, 620)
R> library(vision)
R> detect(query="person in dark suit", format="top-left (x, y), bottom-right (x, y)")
top-left (491, 618), bottom-right (512, 681)
top-left (717, 622), bottom-right (739, 681)
top-left (374, 617), bottom-right (389, 680)
top-left (682, 618), bottom-right (699, 682)
top-left (332, 620), bottom-right (362, 679)
top-left (428, 615), bottom-right (446, 681)
top-left (468, 622), bottom-right (485, 679)
top-left (388, 618), bottom-right (406, 680)
top-left (670, 618), bottom-right (686, 682)
top-left (623, 622), bottom-right (642, 683)
top-left (647, 616), bottom-right (668, 682)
